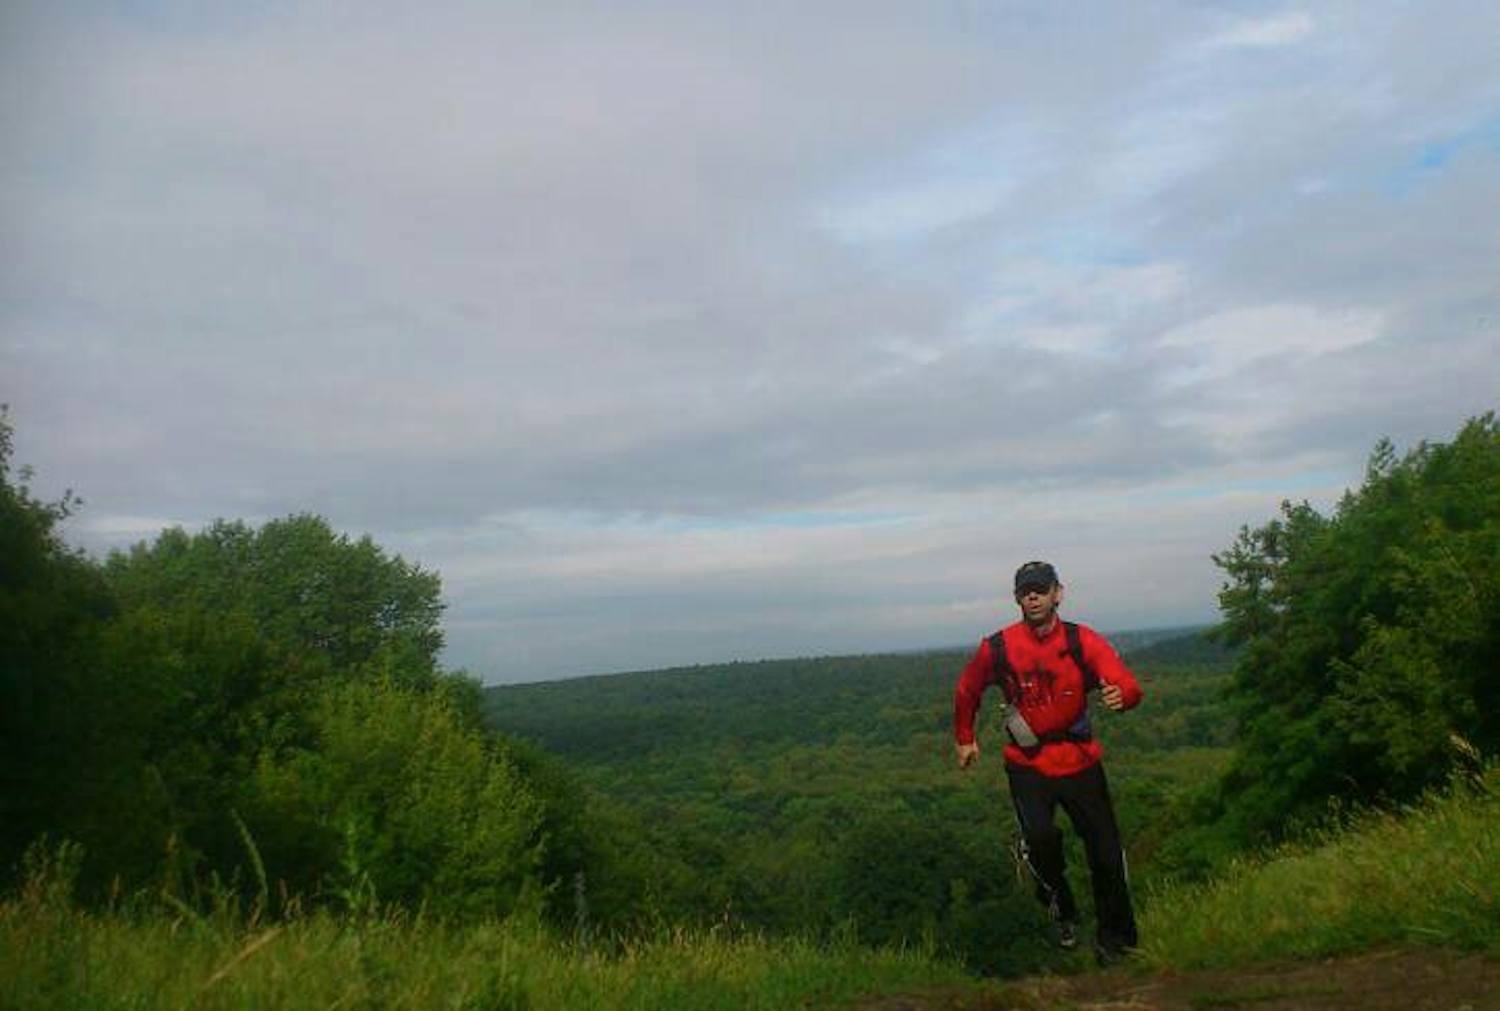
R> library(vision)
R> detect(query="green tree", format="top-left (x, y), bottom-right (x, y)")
top-left (248, 678), bottom-right (547, 918)
top-left (0, 409), bottom-right (120, 884)
top-left (40, 515), bottom-right (452, 893)
top-left (1208, 414), bottom-right (1500, 844)
top-left (2, 416), bottom-right (610, 919)
top-left (104, 514), bottom-right (444, 686)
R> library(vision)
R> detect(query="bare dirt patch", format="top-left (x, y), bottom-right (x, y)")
top-left (852, 948), bottom-right (1499, 1011)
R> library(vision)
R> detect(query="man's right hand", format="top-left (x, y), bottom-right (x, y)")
top-left (957, 741), bottom-right (980, 769)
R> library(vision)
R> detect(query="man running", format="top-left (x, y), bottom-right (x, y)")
top-left (953, 560), bottom-right (1143, 963)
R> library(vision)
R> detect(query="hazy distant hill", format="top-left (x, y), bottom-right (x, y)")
top-left (482, 625), bottom-right (1234, 771)
top-left (1114, 625), bottom-right (1236, 665)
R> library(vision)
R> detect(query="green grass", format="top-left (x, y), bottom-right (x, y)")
top-left (0, 891), bottom-right (993, 1011)
top-left (8, 777), bottom-right (1500, 1010)
top-left (1138, 767), bottom-right (1500, 969)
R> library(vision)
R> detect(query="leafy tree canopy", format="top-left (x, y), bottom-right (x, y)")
top-left (2, 411), bottom-right (617, 927)
top-left (1209, 413), bottom-right (1500, 842)
top-left (104, 514), bottom-right (444, 687)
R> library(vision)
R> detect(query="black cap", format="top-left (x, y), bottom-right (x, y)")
top-left (1014, 560), bottom-right (1059, 593)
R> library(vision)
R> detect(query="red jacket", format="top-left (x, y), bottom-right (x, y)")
top-left (953, 619), bottom-right (1143, 777)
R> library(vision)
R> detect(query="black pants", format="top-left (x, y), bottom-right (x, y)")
top-left (1006, 762), bottom-right (1137, 952)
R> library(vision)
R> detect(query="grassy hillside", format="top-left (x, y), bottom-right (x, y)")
top-left (1140, 766), bottom-right (1500, 967)
top-left (6, 762), bottom-right (1492, 1010)
top-left (0, 883), bottom-right (989, 1010)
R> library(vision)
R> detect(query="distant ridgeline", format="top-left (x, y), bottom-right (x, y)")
top-left (482, 625), bottom-right (1233, 764)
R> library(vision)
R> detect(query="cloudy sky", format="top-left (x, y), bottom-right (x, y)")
top-left (4, 2), bottom-right (1497, 683)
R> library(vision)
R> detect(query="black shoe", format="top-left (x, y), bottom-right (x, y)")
top-left (1047, 902), bottom-right (1079, 951)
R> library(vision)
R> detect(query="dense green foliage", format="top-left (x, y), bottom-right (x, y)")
top-left (1, 415), bottom-right (117, 893)
top-left (1173, 414), bottom-right (1500, 866)
top-left (486, 631), bottom-right (1238, 972)
top-left (0, 410), bottom-right (612, 928)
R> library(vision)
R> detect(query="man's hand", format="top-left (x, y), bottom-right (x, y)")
top-left (1101, 683), bottom-right (1125, 711)
top-left (957, 741), bottom-right (980, 769)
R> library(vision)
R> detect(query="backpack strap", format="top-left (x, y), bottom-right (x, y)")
top-left (1057, 621), bottom-right (1097, 742)
top-left (986, 630), bottom-right (1019, 702)
top-left (1063, 621), bottom-right (1099, 693)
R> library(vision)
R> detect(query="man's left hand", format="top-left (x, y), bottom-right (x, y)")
top-left (1101, 683), bottom-right (1125, 711)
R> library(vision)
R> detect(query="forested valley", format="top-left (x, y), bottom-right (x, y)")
top-left (4, 410), bottom-right (1498, 1006)
top-left (483, 629), bottom-right (1237, 973)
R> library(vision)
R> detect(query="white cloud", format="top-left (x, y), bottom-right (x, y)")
top-left (74, 514), bottom-right (192, 541)
top-left (4, 1), bottom-right (1496, 681)
top-left (1157, 304), bottom-right (1386, 382)
top-left (1205, 11), bottom-right (1316, 50)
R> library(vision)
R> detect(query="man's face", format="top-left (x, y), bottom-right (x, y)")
top-left (1015, 582), bottom-right (1061, 626)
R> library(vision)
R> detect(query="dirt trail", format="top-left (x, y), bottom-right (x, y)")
top-left (855, 948), bottom-right (1499, 1010)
